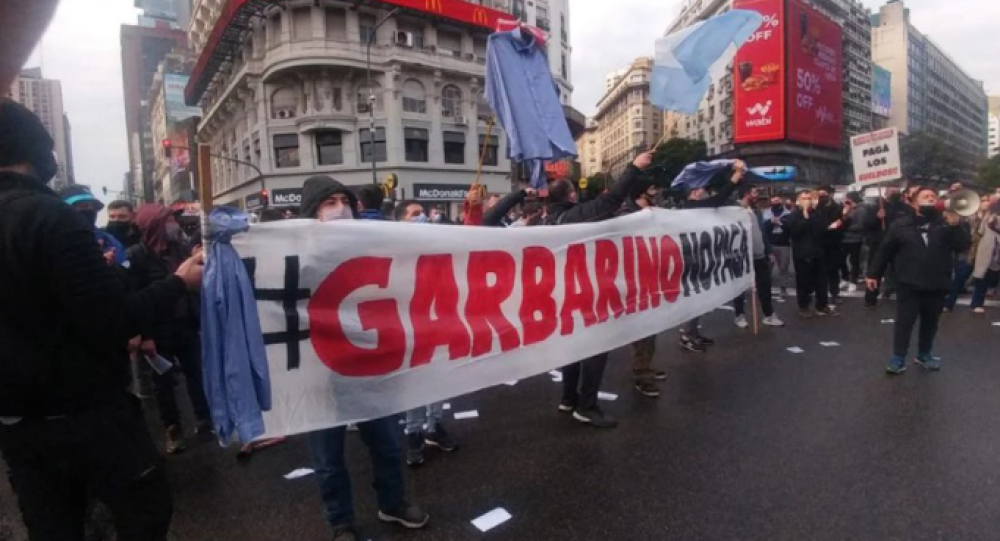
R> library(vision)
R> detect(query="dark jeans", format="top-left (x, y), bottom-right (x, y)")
top-left (843, 242), bottom-right (863, 283)
top-left (306, 417), bottom-right (405, 529)
top-left (945, 260), bottom-right (974, 310)
top-left (972, 270), bottom-right (1000, 309)
top-left (825, 246), bottom-right (843, 298)
top-left (734, 257), bottom-right (774, 317)
top-left (562, 352), bottom-right (609, 411)
top-left (154, 328), bottom-right (210, 430)
top-left (0, 395), bottom-right (172, 541)
top-left (893, 287), bottom-right (946, 357)
top-left (794, 257), bottom-right (828, 310)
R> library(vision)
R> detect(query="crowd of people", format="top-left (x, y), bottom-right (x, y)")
top-left (2, 95), bottom-right (1000, 541)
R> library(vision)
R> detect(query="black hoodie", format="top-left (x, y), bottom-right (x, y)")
top-left (868, 213), bottom-right (971, 292)
top-left (300, 176), bottom-right (359, 219)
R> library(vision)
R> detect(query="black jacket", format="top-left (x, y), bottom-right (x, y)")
top-left (868, 214), bottom-right (971, 292)
top-left (863, 198), bottom-right (912, 246)
top-left (786, 208), bottom-right (829, 260)
top-left (815, 201), bottom-right (844, 249)
top-left (686, 178), bottom-right (739, 209)
top-left (483, 189), bottom-right (528, 227)
top-left (545, 165), bottom-right (645, 225)
top-left (126, 242), bottom-right (198, 351)
top-left (0, 172), bottom-right (188, 417)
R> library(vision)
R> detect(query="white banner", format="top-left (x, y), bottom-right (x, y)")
top-left (850, 127), bottom-right (902, 185)
top-left (232, 208), bottom-right (754, 438)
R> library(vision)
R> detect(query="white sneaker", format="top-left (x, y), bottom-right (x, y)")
top-left (762, 315), bottom-right (785, 327)
top-left (734, 314), bottom-right (749, 329)
top-left (839, 280), bottom-right (851, 290)
top-left (847, 283), bottom-right (858, 293)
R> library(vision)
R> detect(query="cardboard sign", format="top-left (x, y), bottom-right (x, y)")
top-left (850, 128), bottom-right (901, 185)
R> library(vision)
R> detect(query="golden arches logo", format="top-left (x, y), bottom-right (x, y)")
top-left (425, 0), bottom-right (443, 13)
top-left (472, 7), bottom-right (489, 25)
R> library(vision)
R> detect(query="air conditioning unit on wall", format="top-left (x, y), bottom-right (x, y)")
top-left (395, 31), bottom-right (414, 47)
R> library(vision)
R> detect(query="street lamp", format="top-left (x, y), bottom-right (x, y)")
top-left (366, 7), bottom-right (401, 186)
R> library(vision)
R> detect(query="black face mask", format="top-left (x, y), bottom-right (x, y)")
top-left (818, 195), bottom-right (831, 206)
top-left (919, 205), bottom-right (939, 219)
top-left (771, 205), bottom-right (783, 215)
top-left (106, 221), bottom-right (134, 243)
top-left (78, 209), bottom-right (99, 227)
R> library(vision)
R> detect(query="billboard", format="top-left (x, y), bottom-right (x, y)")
top-left (785, 0), bottom-right (842, 149)
top-left (165, 74), bottom-right (200, 123)
top-left (872, 65), bottom-right (891, 117)
top-left (733, 0), bottom-right (787, 144)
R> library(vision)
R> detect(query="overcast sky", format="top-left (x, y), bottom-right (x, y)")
top-left (24, 0), bottom-right (1000, 206)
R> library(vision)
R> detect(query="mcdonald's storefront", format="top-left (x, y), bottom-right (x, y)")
top-left (374, 0), bottom-right (507, 30)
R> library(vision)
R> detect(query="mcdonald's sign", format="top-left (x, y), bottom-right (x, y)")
top-left (472, 7), bottom-right (489, 25)
top-left (377, 0), bottom-right (509, 31)
top-left (425, 0), bottom-right (443, 12)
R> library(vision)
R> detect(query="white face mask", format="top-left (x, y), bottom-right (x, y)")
top-left (408, 214), bottom-right (429, 224)
top-left (319, 205), bottom-right (352, 222)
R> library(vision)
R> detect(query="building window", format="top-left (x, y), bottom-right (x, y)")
top-left (402, 79), bottom-right (427, 114)
top-left (404, 127), bottom-right (429, 162)
top-left (561, 53), bottom-right (568, 81)
top-left (271, 87), bottom-right (299, 119)
top-left (442, 85), bottom-right (462, 118)
top-left (357, 82), bottom-right (383, 113)
top-left (292, 7), bottom-right (312, 41)
top-left (325, 8), bottom-right (346, 40)
top-left (359, 14), bottom-right (377, 43)
top-left (359, 127), bottom-right (387, 162)
top-left (479, 134), bottom-right (499, 166)
top-left (273, 134), bottom-right (300, 168)
top-left (268, 12), bottom-right (283, 47)
top-left (444, 131), bottom-right (465, 164)
top-left (315, 130), bottom-right (343, 165)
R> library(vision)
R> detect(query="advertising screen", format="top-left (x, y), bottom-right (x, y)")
top-left (785, 0), bottom-right (842, 149)
top-left (165, 74), bottom-right (201, 124)
top-left (733, 0), bottom-right (786, 144)
top-left (872, 65), bottom-right (891, 117)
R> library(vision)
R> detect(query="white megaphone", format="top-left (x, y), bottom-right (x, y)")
top-left (940, 189), bottom-right (981, 218)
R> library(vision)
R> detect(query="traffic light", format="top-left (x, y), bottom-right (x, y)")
top-left (162, 139), bottom-right (172, 158)
top-left (260, 189), bottom-right (269, 206)
top-left (102, 187), bottom-right (108, 196)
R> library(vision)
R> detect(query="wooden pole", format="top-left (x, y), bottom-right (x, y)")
top-left (751, 284), bottom-right (760, 335)
top-left (197, 144), bottom-right (214, 256)
top-left (472, 115), bottom-right (496, 187)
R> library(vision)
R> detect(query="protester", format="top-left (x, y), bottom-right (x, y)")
top-left (815, 185), bottom-right (846, 303)
top-left (967, 198), bottom-right (1000, 314)
top-left (863, 186), bottom-right (911, 308)
top-left (841, 192), bottom-right (866, 286)
top-left (299, 176), bottom-right (428, 540)
top-left (616, 180), bottom-right (668, 398)
top-left (732, 186), bottom-right (784, 329)
top-left (483, 185), bottom-right (536, 227)
top-left (58, 185), bottom-right (129, 267)
top-left (762, 194), bottom-right (794, 298)
top-left (545, 150), bottom-right (654, 428)
top-left (126, 203), bottom-right (212, 454)
top-left (356, 184), bottom-right (386, 221)
top-left (787, 190), bottom-right (838, 318)
top-left (0, 98), bottom-right (205, 541)
top-left (867, 187), bottom-right (970, 374)
top-left (463, 185), bottom-right (485, 225)
top-left (106, 199), bottom-right (141, 247)
top-left (394, 200), bottom-right (426, 222)
top-left (679, 160), bottom-right (747, 350)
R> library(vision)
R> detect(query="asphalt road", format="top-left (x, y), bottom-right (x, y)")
top-left (2, 296), bottom-right (1000, 541)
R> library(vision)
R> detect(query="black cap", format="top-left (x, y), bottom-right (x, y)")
top-left (300, 176), bottom-right (358, 219)
top-left (0, 98), bottom-right (58, 182)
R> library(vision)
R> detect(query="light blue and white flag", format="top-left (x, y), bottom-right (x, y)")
top-left (651, 10), bottom-right (763, 114)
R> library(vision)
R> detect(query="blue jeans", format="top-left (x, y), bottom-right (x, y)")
top-left (306, 417), bottom-right (404, 528)
top-left (945, 260), bottom-right (974, 310)
top-left (405, 402), bottom-right (444, 434)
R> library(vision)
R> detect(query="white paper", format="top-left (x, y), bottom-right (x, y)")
top-left (598, 392), bottom-right (618, 401)
top-left (716, 305), bottom-right (736, 312)
top-left (283, 468), bottom-right (315, 480)
top-left (787, 347), bottom-right (804, 354)
top-left (820, 342), bottom-right (841, 347)
top-left (992, 322), bottom-right (1000, 327)
top-left (881, 319), bottom-right (895, 324)
top-left (548, 370), bottom-right (561, 378)
top-left (471, 508), bottom-right (512, 532)
top-left (442, 403), bottom-right (452, 411)
top-left (504, 380), bottom-right (519, 386)
top-left (454, 410), bottom-right (479, 420)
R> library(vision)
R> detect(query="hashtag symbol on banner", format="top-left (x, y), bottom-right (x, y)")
top-left (242, 256), bottom-right (311, 371)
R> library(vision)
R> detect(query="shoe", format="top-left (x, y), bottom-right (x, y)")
top-left (654, 370), bottom-right (667, 381)
top-left (839, 280), bottom-right (851, 290)
top-left (557, 399), bottom-right (576, 413)
top-left (798, 309), bottom-right (815, 319)
top-left (195, 419), bottom-right (215, 442)
top-left (973, 307), bottom-right (986, 315)
top-left (831, 296), bottom-right (843, 305)
top-left (762, 315), bottom-right (785, 327)
top-left (572, 407), bottom-right (618, 428)
top-left (886, 356), bottom-right (907, 375)
top-left (915, 353), bottom-right (942, 371)
top-left (780, 287), bottom-right (788, 297)
top-left (847, 283), bottom-right (859, 293)
top-left (734, 314), bottom-right (749, 329)
top-left (346, 423), bottom-right (359, 432)
top-left (405, 432), bottom-right (425, 467)
top-left (425, 424), bottom-right (458, 453)
top-left (816, 307), bottom-right (841, 317)
top-left (679, 336), bottom-right (707, 353)
top-left (634, 382), bottom-right (660, 398)
top-left (331, 527), bottom-right (358, 541)
top-left (693, 335), bottom-right (715, 346)
top-left (165, 425), bottom-right (186, 455)
top-left (378, 501), bottom-right (430, 529)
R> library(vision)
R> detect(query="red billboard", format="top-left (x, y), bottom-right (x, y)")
top-left (733, 0), bottom-right (787, 144)
top-left (785, 0), bottom-right (842, 149)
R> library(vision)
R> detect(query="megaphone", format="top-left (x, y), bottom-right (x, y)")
top-left (941, 189), bottom-right (981, 218)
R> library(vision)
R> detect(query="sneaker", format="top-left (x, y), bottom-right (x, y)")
top-left (762, 315), bottom-right (785, 327)
top-left (886, 356), bottom-right (907, 375)
top-left (378, 502), bottom-right (430, 529)
top-left (425, 425), bottom-right (458, 453)
top-left (915, 353), bottom-right (942, 371)
top-left (816, 307), bottom-right (841, 317)
top-left (679, 336), bottom-right (706, 353)
top-left (557, 399), bottom-right (576, 413)
top-left (798, 309), bottom-right (815, 319)
top-left (973, 307), bottom-right (986, 315)
top-left (654, 370), bottom-right (667, 381)
top-left (693, 335), bottom-right (715, 346)
top-left (839, 280), bottom-right (851, 290)
top-left (195, 419), bottom-right (215, 442)
top-left (332, 527), bottom-right (358, 541)
top-left (734, 314), bottom-right (749, 329)
top-left (165, 425), bottom-right (186, 455)
top-left (847, 283), bottom-right (859, 293)
top-left (634, 382), bottom-right (660, 398)
top-left (572, 407), bottom-right (618, 428)
top-left (405, 432), bottom-right (425, 467)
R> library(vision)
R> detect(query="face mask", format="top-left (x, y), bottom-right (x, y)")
top-left (919, 205), bottom-right (939, 219)
top-left (106, 221), bottom-right (133, 242)
top-left (771, 205), bottom-right (783, 214)
top-left (78, 209), bottom-right (99, 226)
top-left (319, 205), bottom-right (353, 222)
top-left (408, 214), bottom-right (429, 224)
top-left (818, 195), bottom-right (831, 206)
